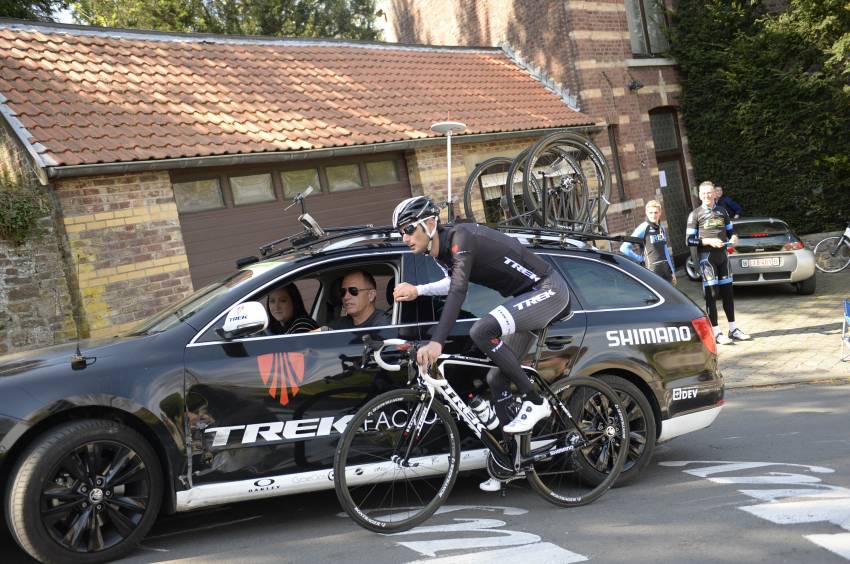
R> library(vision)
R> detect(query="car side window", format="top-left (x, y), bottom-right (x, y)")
top-left (552, 255), bottom-right (659, 310)
top-left (415, 256), bottom-right (502, 321)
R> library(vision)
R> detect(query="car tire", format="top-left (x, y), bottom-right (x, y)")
top-left (575, 375), bottom-right (657, 487)
top-left (794, 275), bottom-right (816, 295)
top-left (5, 419), bottom-right (162, 564)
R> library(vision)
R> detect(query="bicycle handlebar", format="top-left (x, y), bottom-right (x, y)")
top-left (362, 336), bottom-right (449, 388)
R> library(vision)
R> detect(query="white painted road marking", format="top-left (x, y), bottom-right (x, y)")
top-left (662, 460), bottom-right (850, 561)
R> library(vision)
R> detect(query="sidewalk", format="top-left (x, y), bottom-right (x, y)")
top-left (675, 231), bottom-right (850, 389)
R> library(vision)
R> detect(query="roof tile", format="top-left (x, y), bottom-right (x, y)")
top-left (0, 23), bottom-right (592, 167)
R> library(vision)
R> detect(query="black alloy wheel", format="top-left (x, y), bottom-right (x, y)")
top-left (7, 419), bottom-right (162, 564)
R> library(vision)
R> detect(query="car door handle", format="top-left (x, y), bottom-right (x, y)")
top-left (544, 336), bottom-right (574, 350)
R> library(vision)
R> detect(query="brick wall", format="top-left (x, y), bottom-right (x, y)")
top-left (405, 135), bottom-right (543, 221)
top-left (55, 172), bottom-right (193, 338)
top-left (0, 127), bottom-right (77, 354)
top-left (382, 0), bottom-right (695, 249)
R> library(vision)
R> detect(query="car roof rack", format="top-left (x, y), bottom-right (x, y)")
top-left (259, 224), bottom-right (400, 258)
top-left (496, 225), bottom-right (642, 246)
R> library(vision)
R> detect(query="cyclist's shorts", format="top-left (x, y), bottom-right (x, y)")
top-left (648, 260), bottom-right (673, 283)
top-left (699, 251), bottom-right (733, 287)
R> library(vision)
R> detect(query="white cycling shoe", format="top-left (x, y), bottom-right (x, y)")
top-left (479, 478), bottom-right (504, 492)
top-left (503, 400), bottom-right (550, 434)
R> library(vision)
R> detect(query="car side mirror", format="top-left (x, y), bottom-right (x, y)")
top-left (216, 301), bottom-right (268, 340)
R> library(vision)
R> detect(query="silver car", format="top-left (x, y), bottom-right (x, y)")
top-left (686, 217), bottom-right (816, 294)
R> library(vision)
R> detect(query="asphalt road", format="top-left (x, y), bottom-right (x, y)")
top-left (3, 383), bottom-right (849, 563)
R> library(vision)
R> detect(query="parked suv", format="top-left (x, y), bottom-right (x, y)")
top-left (0, 225), bottom-right (724, 563)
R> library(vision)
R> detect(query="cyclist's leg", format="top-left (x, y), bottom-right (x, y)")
top-left (715, 256), bottom-right (735, 322)
top-left (483, 332), bottom-right (538, 426)
top-left (699, 252), bottom-right (719, 329)
top-left (469, 274), bottom-right (570, 433)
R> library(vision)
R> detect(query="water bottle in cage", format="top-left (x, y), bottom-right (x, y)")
top-left (469, 394), bottom-right (500, 430)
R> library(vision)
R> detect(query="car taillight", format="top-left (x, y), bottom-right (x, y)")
top-left (782, 241), bottom-right (804, 251)
top-left (692, 316), bottom-right (717, 355)
top-left (726, 245), bottom-right (736, 254)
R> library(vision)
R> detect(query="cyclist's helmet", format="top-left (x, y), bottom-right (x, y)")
top-left (392, 196), bottom-right (440, 230)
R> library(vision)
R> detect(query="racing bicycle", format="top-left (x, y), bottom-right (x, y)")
top-left (814, 223), bottom-right (850, 273)
top-left (333, 333), bottom-right (629, 533)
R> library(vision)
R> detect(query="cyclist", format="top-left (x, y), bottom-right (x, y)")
top-left (391, 197), bottom-right (570, 463)
top-left (620, 200), bottom-right (676, 285)
top-left (686, 181), bottom-right (751, 344)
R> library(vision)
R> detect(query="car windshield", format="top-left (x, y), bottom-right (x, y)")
top-left (125, 260), bottom-right (288, 335)
top-left (735, 221), bottom-right (789, 238)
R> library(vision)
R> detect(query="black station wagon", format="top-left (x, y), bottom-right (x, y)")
top-left (0, 224), bottom-right (724, 563)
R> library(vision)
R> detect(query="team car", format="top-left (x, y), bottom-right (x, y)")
top-left (0, 224), bottom-right (724, 563)
top-left (686, 217), bottom-right (817, 294)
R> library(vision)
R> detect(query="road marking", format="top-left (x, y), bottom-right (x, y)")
top-left (406, 542), bottom-right (587, 563)
top-left (662, 460), bottom-right (850, 561)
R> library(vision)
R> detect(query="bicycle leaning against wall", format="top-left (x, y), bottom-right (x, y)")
top-left (813, 223), bottom-right (850, 273)
top-left (333, 334), bottom-right (629, 533)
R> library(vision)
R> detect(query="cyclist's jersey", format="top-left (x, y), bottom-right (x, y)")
top-left (621, 221), bottom-right (674, 272)
top-left (429, 223), bottom-right (553, 345)
top-left (686, 204), bottom-right (735, 253)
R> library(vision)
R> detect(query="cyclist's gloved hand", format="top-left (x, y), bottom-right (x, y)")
top-left (417, 341), bottom-right (442, 367)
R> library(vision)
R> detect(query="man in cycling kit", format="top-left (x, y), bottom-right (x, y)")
top-left (620, 200), bottom-right (676, 284)
top-left (687, 181), bottom-right (751, 345)
top-left (391, 197), bottom-right (571, 441)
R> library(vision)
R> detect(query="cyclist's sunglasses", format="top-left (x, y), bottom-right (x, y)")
top-left (338, 286), bottom-right (373, 298)
top-left (398, 220), bottom-right (423, 236)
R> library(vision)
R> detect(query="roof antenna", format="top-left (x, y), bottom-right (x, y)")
top-left (430, 120), bottom-right (466, 223)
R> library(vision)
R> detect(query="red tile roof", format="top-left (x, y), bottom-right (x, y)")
top-left (0, 22), bottom-right (593, 168)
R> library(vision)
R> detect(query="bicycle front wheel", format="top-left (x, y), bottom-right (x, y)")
top-left (524, 376), bottom-right (628, 507)
top-left (333, 389), bottom-right (460, 533)
top-left (814, 236), bottom-right (850, 273)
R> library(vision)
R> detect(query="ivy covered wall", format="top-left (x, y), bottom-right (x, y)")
top-left (669, 0), bottom-right (849, 233)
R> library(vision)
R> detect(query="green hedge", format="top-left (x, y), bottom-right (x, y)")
top-left (669, 0), bottom-right (850, 233)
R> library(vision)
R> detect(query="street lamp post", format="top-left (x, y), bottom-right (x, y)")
top-left (430, 121), bottom-right (466, 221)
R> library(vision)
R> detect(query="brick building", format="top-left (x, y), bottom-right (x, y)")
top-left (378, 0), bottom-right (697, 255)
top-left (0, 19), bottom-right (595, 350)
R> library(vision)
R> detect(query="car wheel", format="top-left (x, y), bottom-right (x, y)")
top-left (685, 258), bottom-right (700, 281)
top-left (6, 419), bottom-right (162, 564)
top-left (575, 375), bottom-right (657, 487)
top-left (794, 275), bottom-right (816, 295)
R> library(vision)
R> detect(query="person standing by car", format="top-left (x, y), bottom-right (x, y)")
top-left (390, 196), bottom-right (570, 439)
top-left (620, 200), bottom-right (677, 285)
top-left (715, 185), bottom-right (742, 219)
top-left (687, 181), bottom-right (751, 345)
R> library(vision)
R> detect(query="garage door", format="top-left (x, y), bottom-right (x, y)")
top-left (172, 153), bottom-right (411, 289)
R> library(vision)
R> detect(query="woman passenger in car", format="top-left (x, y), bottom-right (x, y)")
top-left (266, 284), bottom-right (318, 334)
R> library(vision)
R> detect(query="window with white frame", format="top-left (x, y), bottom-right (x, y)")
top-left (625, 0), bottom-right (670, 56)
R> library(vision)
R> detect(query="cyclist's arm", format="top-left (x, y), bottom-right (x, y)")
top-left (620, 223), bottom-right (646, 263)
top-left (662, 226), bottom-right (675, 271)
top-left (429, 232), bottom-right (475, 345)
top-left (416, 275), bottom-right (450, 296)
top-left (686, 211), bottom-right (701, 246)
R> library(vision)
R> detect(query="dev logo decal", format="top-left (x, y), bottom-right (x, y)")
top-left (257, 352), bottom-right (305, 406)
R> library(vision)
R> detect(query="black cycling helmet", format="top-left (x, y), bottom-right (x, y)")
top-left (392, 196), bottom-right (440, 230)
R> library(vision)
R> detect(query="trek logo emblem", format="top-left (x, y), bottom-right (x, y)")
top-left (257, 352), bottom-right (305, 406)
top-left (503, 257), bottom-right (541, 282)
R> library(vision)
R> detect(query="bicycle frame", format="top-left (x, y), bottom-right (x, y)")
top-left (398, 351), bottom-right (585, 476)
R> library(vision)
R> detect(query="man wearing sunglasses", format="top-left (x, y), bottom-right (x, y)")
top-left (324, 271), bottom-right (389, 330)
top-left (391, 196), bottom-right (571, 449)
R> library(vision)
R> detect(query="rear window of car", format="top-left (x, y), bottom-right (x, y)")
top-left (550, 255), bottom-right (660, 310)
top-left (735, 221), bottom-right (789, 238)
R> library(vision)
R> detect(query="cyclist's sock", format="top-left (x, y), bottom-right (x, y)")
top-left (521, 391), bottom-right (543, 404)
top-left (729, 321), bottom-right (737, 332)
top-left (494, 392), bottom-right (516, 426)
top-left (712, 325), bottom-right (721, 336)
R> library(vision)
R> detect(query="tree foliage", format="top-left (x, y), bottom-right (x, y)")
top-left (0, 0), bottom-right (67, 20)
top-left (669, 0), bottom-right (850, 232)
top-left (70, 0), bottom-right (381, 40)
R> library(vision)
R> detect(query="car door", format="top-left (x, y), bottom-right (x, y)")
top-left (183, 252), bottom-right (418, 489)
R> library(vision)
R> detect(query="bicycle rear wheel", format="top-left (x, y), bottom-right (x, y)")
top-left (524, 376), bottom-right (628, 507)
top-left (462, 156), bottom-right (515, 225)
top-left (522, 132), bottom-right (611, 230)
top-left (333, 389), bottom-right (460, 533)
top-left (814, 236), bottom-right (850, 273)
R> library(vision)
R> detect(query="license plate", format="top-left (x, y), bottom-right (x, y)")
top-left (741, 257), bottom-right (781, 268)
